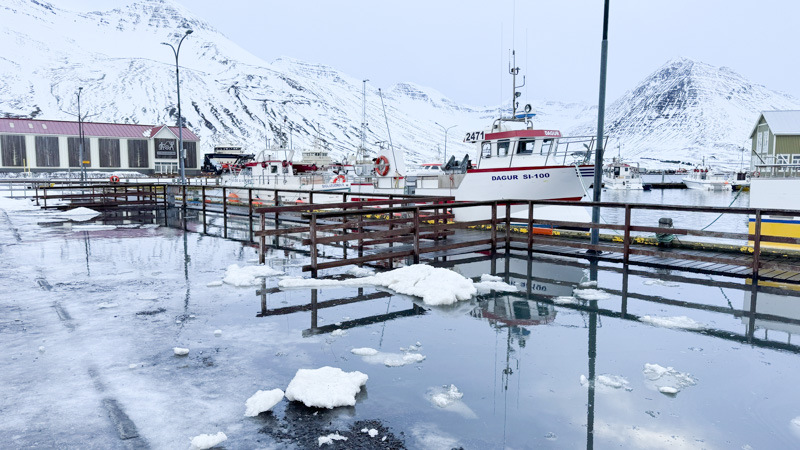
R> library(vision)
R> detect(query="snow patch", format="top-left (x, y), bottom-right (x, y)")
top-left (643, 363), bottom-right (697, 394)
top-left (244, 389), bottom-right (284, 416)
top-left (430, 384), bottom-right (463, 408)
top-left (331, 329), bottom-right (346, 337)
top-left (554, 296), bottom-right (579, 305)
top-left (574, 288), bottom-right (611, 300)
top-left (190, 431), bottom-right (227, 449)
top-left (285, 367), bottom-right (368, 409)
top-left (206, 280), bottom-right (223, 287)
top-left (347, 266), bottom-right (375, 277)
top-left (223, 264), bottom-right (283, 287)
top-left (318, 433), bottom-right (348, 446)
top-left (173, 347), bottom-right (189, 356)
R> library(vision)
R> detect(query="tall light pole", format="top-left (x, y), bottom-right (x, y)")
top-left (76, 87), bottom-right (86, 183)
top-left (590, 0), bottom-right (610, 252)
top-left (434, 122), bottom-right (456, 166)
top-left (162, 29), bottom-right (193, 185)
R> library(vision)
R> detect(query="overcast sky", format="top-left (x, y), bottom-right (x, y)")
top-left (61, 0), bottom-right (799, 107)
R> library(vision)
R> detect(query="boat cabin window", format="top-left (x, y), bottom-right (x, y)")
top-left (271, 165), bottom-right (278, 174)
top-left (540, 139), bottom-right (553, 155)
top-left (482, 142), bottom-right (492, 158)
top-left (518, 139), bottom-right (534, 155)
top-left (614, 167), bottom-right (621, 176)
top-left (497, 140), bottom-right (510, 157)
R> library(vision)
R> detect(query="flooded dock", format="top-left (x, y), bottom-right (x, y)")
top-left (3, 186), bottom-right (800, 449)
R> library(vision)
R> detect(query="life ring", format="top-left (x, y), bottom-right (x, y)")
top-left (333, 174), bottom-right (346, 184)
top-left (261, 162), bottom-right (267, 168)
top-left (282, 160), bottom-right (288, 168)
top-left (375, 155), bottom-right (390, 176)
top-left (109, 175), bottom-right (120, 183)
top-left (311, 164), bottom-right (318, 171)
top-left (754, 171), bottom-right (760, 178)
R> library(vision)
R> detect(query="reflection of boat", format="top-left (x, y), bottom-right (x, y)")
top-left (742, 281), bottom-right (800, 339)
top-left (682, 165), bottom-right (732, 191)
top-left (603, 157), bottom-right (644, 190)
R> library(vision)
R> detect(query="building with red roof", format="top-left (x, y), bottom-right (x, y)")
top-left (0, 118), bottom-right (200, 174)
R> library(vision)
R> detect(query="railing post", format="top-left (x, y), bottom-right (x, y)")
top-left (35, 183), bottom-right (39, 206)
top-left (413, 207), bottom-right (420, 264)
top-left (357, 210), bottom-right (364, 262)
top-left (752, 209), bottom-right (763, 281)
top-left (527, 201), bottom-right (534, 252)
top-left (248, 188), bottom-right (254, 241)
top-left (222, 187), bottom-right (228, 238)
top-left (259, 211), bottom-right (266, 264)
top-left (202, 185), bottom-right (207, 233)
top-left (42, 186), bottom-right (47, 209)
top-left (310, 213), bottom-right (318, 278)
top-left (504, 202), bottom-right (511, 253)
top-left (490, 202), bottom-right (498, 255)
top-left (309, 191), bottom-right (314, 205)
top-left (623, 204), bottom-right (632, 264)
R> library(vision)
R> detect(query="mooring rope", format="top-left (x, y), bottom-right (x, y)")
top-left (700, 187), bottom-right (745, 231)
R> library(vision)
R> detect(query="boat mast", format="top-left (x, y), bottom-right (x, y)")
top-left (360, 79), bottom-right (368, 160)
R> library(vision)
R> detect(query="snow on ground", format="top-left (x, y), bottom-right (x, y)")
top-left (57, 207), bottom-right (102, 221)
top-left (279, 264), bottom-right (514, 305)
top-left (580, 374), bottom-right (631, 391)
top-left (318, 432), bottom-right (348, 446)
top-left (346, 266), bottom-right (375, 277)
top-left (222, 264), bottom-right (284, 287)
top-left (244, 389), bottom-right (284, 417)
top-left (573, 288), bottom-right (611, 300)
top-left (190, 431), bottom-right (227, 449)
top-left (173, 347), bottom-right (189, 356)
top-left (643, 363), bottom-right (697, 395)
top-left (284, 367), bottom-right (368, 409)
top-left (640, 315), bottom-right (705, 330)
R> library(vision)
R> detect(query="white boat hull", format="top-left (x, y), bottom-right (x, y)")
top-left (682, 178), bottom-right (732, 191)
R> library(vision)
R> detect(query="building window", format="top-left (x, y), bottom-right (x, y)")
top-left (777, 154), bottom-right (789, 172)
top-left (1, 135), bottom-right (26, 167)
top-left (497, 140), bottom-right (510, 157)
top-left (155, 162), bottom-right (178, 174)
top-left (99, 138), bottom-right (121, 167)
top-left (128, 139), bottom-right (149, 168)
top-left (184, 141), bottom-right (197, 168)
top-left (155, 138), bottom-right (177, 159)
top-left (67, 137), bottom-right (90, 167)
top-left (35, 136), bottom-right (59, 167)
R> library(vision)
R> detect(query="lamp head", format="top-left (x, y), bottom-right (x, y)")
top-left (185, 29), bottom-right (193, 35)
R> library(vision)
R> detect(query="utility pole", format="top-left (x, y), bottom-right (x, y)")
top-left (590, 0), bottom-right (611, 252)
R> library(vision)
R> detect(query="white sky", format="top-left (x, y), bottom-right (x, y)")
top-left (59, 0), bottom-right (800, 107)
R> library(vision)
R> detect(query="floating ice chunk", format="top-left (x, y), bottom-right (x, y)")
top-left (643, 279), bottom-right (680, 287)
top-left (331, 329), bottom-right (346, 337)
top-left (223, 264), bottom-right (283, 287)
top-left (61, 207), bottom-right (101, 220)
top-left (640, 315), bottom-right (704, 330)
top-left (128, 363), bottom-right (138, 369)
top-left (574, 288), bottom-right (611, 300)
top-left (545, 432), bottom-right (558, 441)
top-left (579, 280), bottom-right (598, 288)
top-left (97, 302), bottom-right (118, 309)
top-left (173, 347), bottom-right (189, 356)
top-left (351, 347), bottom-right (379, 356)
top-left (792, 417), bottom-right (800, 428)
top-left (244, 389), bottom-right (284, 417)
top-left (206, 281), bottom-right (223, 287)
top-left (659, 386), bottom-right (679, 395)
top-left (214, 330), bottom-right (222, 337)
top-left (580, 374), bottom-right (630, 390)
top-left (643, 363), bottom-right (696, 394)
top-left (318, 433), bottom-right (348, 446)
top-left (190, 431), bottom-right (227, 449)
top-left (368, 429), bottom-right (378, 437)
top-left (480, 274), bottom-right (503, 282)
top-left (554, 296), bottom-right (578, 305)
top-left (38, 346), bottom-right (45, 353)
top-left (285, 367), bottom-right (368, 409)
top-left (383, 352), bottom-right (426, 367)
top-left (430, 385), bottom-right (463, 408)
top-left (347, 266), bottom-right (375, 277)
top-left (474, 276), bottom-right (517, 294)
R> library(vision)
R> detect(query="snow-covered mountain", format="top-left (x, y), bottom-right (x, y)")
top-left (573, 58), bottom-right (800, 167)
top-left (0, 0), bottom-right (797, 167)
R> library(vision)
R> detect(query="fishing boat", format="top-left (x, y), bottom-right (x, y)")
top-left (349, 51), bottom-right (601, 225)
top-left (682, 165), bottom-right (732, 191)
top-left (602, 157), bottom-right (644, 190)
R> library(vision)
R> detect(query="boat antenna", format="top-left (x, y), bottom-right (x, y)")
top-left (360, 79), bottom-right (369, 160)
top-left (378, 88), bottom-right (398, 170)
top-left (509, 49), bottom-right (525, 119)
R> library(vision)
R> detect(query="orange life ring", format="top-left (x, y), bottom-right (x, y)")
top-left (754, 171), bottom-right (760, 178)
top-left (375, 155), bottom-right (390, 176)
top-left (109, 175), bottom-right (120, 183)
top-left (333, 174), bottom-right (346, 184)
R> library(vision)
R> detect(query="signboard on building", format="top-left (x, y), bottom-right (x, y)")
top-left (155, 138), bottom-right (177, 159)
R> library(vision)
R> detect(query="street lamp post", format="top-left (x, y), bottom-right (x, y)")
top-left (434, 122), bottom-right (456, 166)
top-left (162, 29), bottom-right (193, 185)
top-left (76, 87), bottom-right (86, 183)
top-left (590, 0), bottom-right (611, 252)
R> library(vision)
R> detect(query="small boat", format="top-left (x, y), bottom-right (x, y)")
top-left (682, 166), bottom-right (732, 191)
top-left (602, 157), bottom-right (644, 190)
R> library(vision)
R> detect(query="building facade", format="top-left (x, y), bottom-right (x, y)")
top-left (750, 111), bottom-right (800, 176)
top-left (0, 118), bottom-right (200, 175)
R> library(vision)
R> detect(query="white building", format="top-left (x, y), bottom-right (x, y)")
top-left (0, 118), bottom-right (200, 175)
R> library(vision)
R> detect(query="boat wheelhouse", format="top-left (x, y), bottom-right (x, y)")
top-left (602, 157), bottom-right (644, 190)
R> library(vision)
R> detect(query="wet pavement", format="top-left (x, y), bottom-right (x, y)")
top-left (2, 195), bottom-right (800, 449)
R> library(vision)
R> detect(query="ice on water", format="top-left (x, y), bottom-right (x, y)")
top-left (284, 367), bottom-right (368, 409)
top-left (190, 431), bottom-right (227, 449)
top-left (640, 315), bottom-right (705, 330)
top-left (223, 264), bottom-right (283, 287)
top-left (244, 389), bottom-right (284, 417)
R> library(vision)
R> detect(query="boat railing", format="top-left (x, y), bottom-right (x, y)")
top-left (549, 135), bottom-right (609, 165)
top-left (753, 162), bottom-right (800, 178)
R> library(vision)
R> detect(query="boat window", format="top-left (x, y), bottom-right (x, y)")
top-left (518, 139), bottom-right (534, 154)
top-left (540, 139), bottom-right (553, 155)
top-left (497, 140), bottom-right (510, 157)
top-left (482, 142), bottom-right (492, 158)
top-left (614, 167), bottom-right (620, 176)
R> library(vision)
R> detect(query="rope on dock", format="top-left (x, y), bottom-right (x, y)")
top-left (699, 187), bottom-right (745, 231)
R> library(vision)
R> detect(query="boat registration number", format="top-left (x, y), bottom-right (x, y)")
top-left (463, 131), bottom-right (485, 142)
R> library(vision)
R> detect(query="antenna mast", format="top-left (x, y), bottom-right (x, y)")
top-left (360, 79), bottom-right (369, 158)
top-left (509, 50), bottom-right (525, 118)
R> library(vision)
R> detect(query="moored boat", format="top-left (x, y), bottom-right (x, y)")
top-left (682, 166), bottom-right (732, 191)
top-left (602, 157), bottom-right (644, 190)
